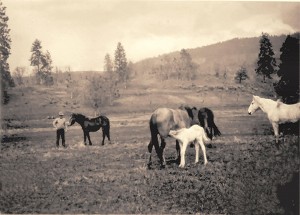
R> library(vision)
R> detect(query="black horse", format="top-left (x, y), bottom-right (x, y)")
top-left (198, 107), bottom-right (221, 140)
top-left (68, 113), bottom-right (110, 145)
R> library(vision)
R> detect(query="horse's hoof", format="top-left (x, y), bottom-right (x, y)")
top-left (160, 165), bottom-right (166, 170)
top-left (206, 143), bottom-right (213, 148)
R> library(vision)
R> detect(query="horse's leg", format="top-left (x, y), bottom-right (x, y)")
top-left (101, 127), bottom-right (105, 145)
top-left (271, 122), bottom-right (280, 147)
top-left (160, 137), bottom-right (166, 168)
top-left (210, 125), bottom-right (213, 139)
top-left (106, 126), bottom-right (111, 143)
top-left (199, 139), bottom-right (208, 165)
top-left (176, 140), bottom-right (180, 164)
top-left (148, 133), bottom-right (159, 168)
top-left (86, 132), bottom-right (92, 145)
top-left (179, 140), bottom-right (187, 168)
top-left (83, 131), bottom-right (87, 145)
top-left (147, 140), bottom-right (154, 169)
top-left (194, 140), bottom-right (200, 164)
top-left (204, 118), bottom-right (212, 139)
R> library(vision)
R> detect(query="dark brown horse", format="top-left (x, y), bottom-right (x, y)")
top-left (198, 107), bottom-right (221, 140)
top-left (148, 106), bottom-right (198, 168)
top-left (68, 113), bottom-right (110, 145)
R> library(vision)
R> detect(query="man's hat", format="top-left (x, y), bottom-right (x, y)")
top-left (59, 111), bottom-right (64, 116)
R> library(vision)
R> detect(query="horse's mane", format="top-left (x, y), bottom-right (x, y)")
top-left (73, 113), bottom-right (88, 119)
top-left (73, 113), bottom-right (105, 120)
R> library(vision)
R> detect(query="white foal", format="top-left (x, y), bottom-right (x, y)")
top-left (248, 95), bottom-right (300, 144)
top-left (169, 125), bottom-right (209, 168)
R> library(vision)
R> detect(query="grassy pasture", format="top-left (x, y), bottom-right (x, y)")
top-left (1, 81), bottom-right (299, 214)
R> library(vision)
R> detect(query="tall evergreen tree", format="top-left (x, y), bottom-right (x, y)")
top-left (256, 33), bottom-right (277, 82)
top-left (29, 39), bottom-right (43, 84)
top-left (0, 1), bottom-right (15, 104)
top-left (41, 50), bottom-right (54, 85)
top-left (274, 35), bottom-right (299, 104)
top-left (114, 42), bottom-right (128, 86)
top-left (29, 40), bottom-right (53, 85)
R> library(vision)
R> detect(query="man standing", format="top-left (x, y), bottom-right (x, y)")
top-left (53, 111), bottom-right (67, 148)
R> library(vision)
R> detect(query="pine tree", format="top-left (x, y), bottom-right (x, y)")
top-left (29, 40), bottom-right (53, 85)
top-left (41, 50), bottom-right (54, 85)
top-left (256, 33), bottom-right (277, 82)
top-left (0, 1), bottom-right (15, 104)
top-left (274, 34), bottom-right (299, 104)
top-left (114, 42), bottom-right (128, 86)
top-left (29, 39), bottom-right (44, 84)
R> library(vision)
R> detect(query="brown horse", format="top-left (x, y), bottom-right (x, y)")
top-left (148, 106), bottom-right (198, 169)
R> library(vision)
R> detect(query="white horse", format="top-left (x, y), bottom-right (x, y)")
top-left (248, 95), bottom-right (300, 144)
top-left (169, 125), bottom-right (209, 168)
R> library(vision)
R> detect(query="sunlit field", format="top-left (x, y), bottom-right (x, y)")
top-left (1, 83), bottom-right (299, 214)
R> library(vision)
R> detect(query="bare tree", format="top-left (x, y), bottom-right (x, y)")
top-left (12, 67), bottom-right (26, 85)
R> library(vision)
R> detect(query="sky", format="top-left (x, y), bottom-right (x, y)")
top-left (3, 0), bottom-right (300, 72)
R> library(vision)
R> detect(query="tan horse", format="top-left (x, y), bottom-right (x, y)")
top-left (248, 95), bottom-right (300, 145)
top-left (148, 106), bottom-right (198, 169)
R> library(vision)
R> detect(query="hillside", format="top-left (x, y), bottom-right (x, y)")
top-left (133, 34), bottom-right (294, 79)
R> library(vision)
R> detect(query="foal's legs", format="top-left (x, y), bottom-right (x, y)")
top-left (198, 139), bottom-right (208, 165)
top-left (271, 122), bottom-right (280, 146)
top-left (195, 141), bottom-right (200, 164)
top-left (179, 140), bottom-right (188, 168)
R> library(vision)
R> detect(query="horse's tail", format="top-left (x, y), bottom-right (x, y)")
top-left (101, 116), bottom-right (110, 139)
top-left (148, 116), bottom-right (159, 153)
top-left (212, 121), bottom-right (221, 137)
top-left (202, 127), bottom-right (210, 142)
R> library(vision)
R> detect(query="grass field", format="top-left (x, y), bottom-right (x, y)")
top-left (1, 80), bottom-right (299, 214)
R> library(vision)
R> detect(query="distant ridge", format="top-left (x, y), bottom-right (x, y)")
top-left (133, 33), bottom-right (298, 77)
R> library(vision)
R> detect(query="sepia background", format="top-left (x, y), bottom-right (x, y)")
top-left (1, 0), bottom-right (299, 214)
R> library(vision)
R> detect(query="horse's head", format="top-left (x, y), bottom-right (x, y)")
top-left (68, 113), bottom-right (77, 126)
top-left (179, 105), bottom-right (199, 124)
top-left (248, 95), bottom-right (260, 115)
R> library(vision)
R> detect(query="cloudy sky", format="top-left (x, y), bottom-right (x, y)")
top-left (3, 0), bottom-right (300, 71)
